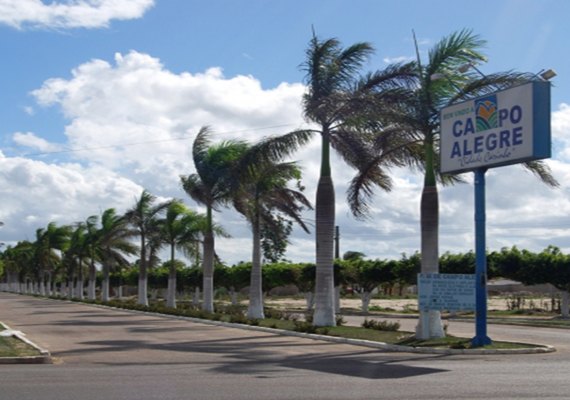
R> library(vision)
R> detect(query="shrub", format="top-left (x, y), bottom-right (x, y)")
top-left (229, 313), bottom-right (249, 324)
top-left (361, 318), bottom-right (400, 331)
top-left (264, 308), bottom-right (285, 320)
top-left (293, 321), bottom-right (318, 334)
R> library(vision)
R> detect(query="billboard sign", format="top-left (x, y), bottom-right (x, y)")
top-left (440, 81), bottom-right (551, 174)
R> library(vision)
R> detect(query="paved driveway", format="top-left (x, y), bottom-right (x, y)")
top-left (1, 292), bottom-right (569, 400)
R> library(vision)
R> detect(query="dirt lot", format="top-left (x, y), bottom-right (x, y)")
top-left (265, 296), bottom-right (514, 312)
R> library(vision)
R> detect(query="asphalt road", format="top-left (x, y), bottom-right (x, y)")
top-left (1, 292), bottom-right (569, 400)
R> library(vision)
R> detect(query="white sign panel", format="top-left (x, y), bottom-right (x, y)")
top-left (440, 81), bottom-right (550, 174)
top-left (418, 273), bottom-right (476, 311)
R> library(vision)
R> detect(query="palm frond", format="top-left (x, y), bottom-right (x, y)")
top-left (522, 160), bottom-right (559, 187)
top-left (427, 29), bottom-right (486, 78)
top-left (192, 126), bottom-right (212, 178)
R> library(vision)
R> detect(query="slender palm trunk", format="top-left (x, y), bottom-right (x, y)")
top-left (416, 140), bottom-right (445, 338)
top-left (202, 207), bottom-right (215, 313)
top-left (561, 291), bottom-right (569, 319)
top-left (88, 258), bottom-right (96, 300)
top-left (76, 258), bottom-right (84, 300)
top-left (46, 272), bottom-right (52, 296)
top-left (313, 134), bottom-right (336, 326)
top-left (193, 286), bottom-right (200, 306)
top-left (39, 268), bottom-right (45, 296)
top-left (138, 233), bottom-right (149, 306)
top-left (247, 211), bottom-right (264, 319)
top-left (101, 263), bottom-right (110, 302)
top-left (166, 243), bottom-right (177, 308)
top-left (334, 285), bottom-right (341, 313)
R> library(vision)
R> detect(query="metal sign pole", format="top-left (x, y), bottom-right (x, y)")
top-left (472, 168), bottom-right (492, 347)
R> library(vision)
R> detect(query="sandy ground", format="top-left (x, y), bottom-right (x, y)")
top-left (264, 296), bottom-right (516, 312)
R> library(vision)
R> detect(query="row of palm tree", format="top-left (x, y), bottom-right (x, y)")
top-left (1, 129), bottom-right (313, 320)
top-left (1, 29), bottom-right (558, 337)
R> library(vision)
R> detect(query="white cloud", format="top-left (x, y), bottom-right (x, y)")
top-left (12, 131), bottom-right (61, 153)
top-left (552, 103), bottom-right (570, 160)
top-left (0, 0), bottom-right (154, 30)
top-left (383, 55), bottom-right (414, 64)
top-left (0, 152), bottom-right (143, 239)
top-left (31, 51), bottom-right (307, 192)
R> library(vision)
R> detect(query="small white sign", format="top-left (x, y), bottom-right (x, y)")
top-left (418, 273), bottom-right (476, 311)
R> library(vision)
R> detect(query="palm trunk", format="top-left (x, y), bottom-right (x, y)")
top-left (361, 291), bottom-right (371, 313)
top-left (138, 233), bottom-right (148, 306)
top-left (88, 259), bottom-right (96, 300)
top-left (46, 272), bottom-right (52, 296)
top-left (76, 258), bottom-right (84, 300)
top-left (193, 286), bottom-right (200, 306)
top-left (39, 269), bottom-right (45, 296)
top-left (313, 132), bottom-right (336, 326)
top-left (248, 211), bottom-right (264, 319)
top-left (313, 174), bottom-right (336, 326)
top-left (334, 285), bottom-right (341, 313)
top-left (101, 263), bottom-right (110, 302)
top-left (561, 291), bottom-right (569, 319)
top-left (166, 243), bottom-right (177, 308)
top-left (68, 269), bottom-right (74, 299)
top-left (416, 184), bottom-right (445, 338)
top-left (202, 207), bottom-right (215, 313)
top-left (415, 137), bottom-right (445, 339)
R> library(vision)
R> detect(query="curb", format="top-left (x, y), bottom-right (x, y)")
top-left (0, 323), bottom-right (52, 364)
top-left (85, 303), bottom-right (556, 355)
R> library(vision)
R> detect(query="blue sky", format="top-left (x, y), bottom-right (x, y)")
top-left (0, 0), bottom-right (569, 264)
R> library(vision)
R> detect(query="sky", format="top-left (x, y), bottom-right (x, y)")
top-left (0, 0), bottom-right (569, 266)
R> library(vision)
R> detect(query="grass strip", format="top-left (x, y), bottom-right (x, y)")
top-left (257, 319), bottom-right (535, 350)
top-left (0, 336), bottom-right (42, 358)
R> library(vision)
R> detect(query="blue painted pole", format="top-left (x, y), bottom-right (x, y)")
top-left (472, 168), bottom-right (492, 347)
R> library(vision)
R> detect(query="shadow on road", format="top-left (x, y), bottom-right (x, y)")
top-left (57, 335), bottom-right (448, 380)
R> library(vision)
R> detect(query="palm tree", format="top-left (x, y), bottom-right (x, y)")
top-left (181, 126), bottom-right (248, 313)
top-left (1, 242), bottom-right (34, 293)
top-left (98, 208), bottom-right (138, 302)
top-left (85, 215), bottom-right (100, 300)
top-left (232, 137), bottom-right (312, 319)
top-left (393, 29), bottom-right (558, 337)
top-left (125, 190), bottom-right (171, 306)
top-left (66, 223), bottom-right (90, 299)
top-left (300, 32), bottom-right (416, 326)
top-left (33, 222), bottom-right (71, 296)
top-left (159, 201), bottom-right (204, 308)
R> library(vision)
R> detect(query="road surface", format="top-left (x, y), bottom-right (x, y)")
top-left (1, 292), bottom-right (569, 400)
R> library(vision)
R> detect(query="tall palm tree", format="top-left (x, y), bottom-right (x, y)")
top-left (33, 222), bottom-right (71, 296)
top-left (159, 201), bottom-right (205, 308)
top-left (181, 126), bottom-right (248, 313)
top-left (125, 190), bottom-right (171, 306)
top-left (232, 137), bottom-right (312, 319)
top-left (85, 215), bottom-right (100, 300)
top-left (391, 29), bottom-right (558, 337)
top-left (98, 208), bottom-right (138, 302)
top-left (66, 222), bottom-right (90, 299)
top-left (300, 32), bottom-right (416, 326)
